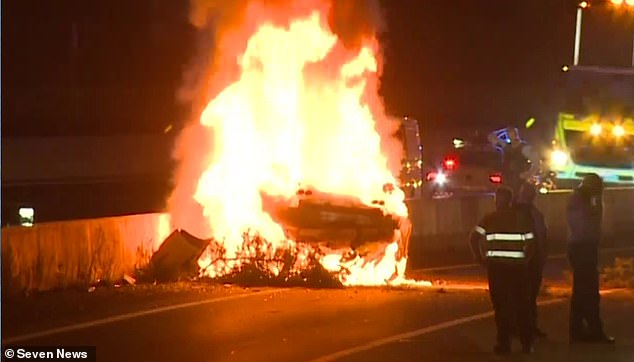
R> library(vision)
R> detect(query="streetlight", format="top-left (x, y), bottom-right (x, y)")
top-left (573, 2), bottom-right (589, 66)
top-left (573, 1), bottom-right (634, 66)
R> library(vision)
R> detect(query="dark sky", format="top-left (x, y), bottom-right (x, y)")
top-left (2, 0), bottom-right (634, 137)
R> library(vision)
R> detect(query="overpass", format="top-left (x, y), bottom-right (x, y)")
top-left (1, 134), bottom-right (174, 225)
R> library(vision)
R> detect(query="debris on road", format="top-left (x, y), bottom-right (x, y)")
top-left (123, 274), bottom-right (137, 286)
top-left (148, 230), bottom-right (211, 282)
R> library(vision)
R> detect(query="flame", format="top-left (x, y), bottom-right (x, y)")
top-left (156, 214), bottom-right (172, 250)
top-left (169, 0), bottom-right (427, 287)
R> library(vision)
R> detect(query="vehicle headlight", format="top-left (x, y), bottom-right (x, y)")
top-left (550, 150), bottom-right (569, 168)
top-left (434, 172), bottom-right (447, 185)
top-left (613, 125), bottom-right (625, 138)
top-left (590, 123), bottom-right (602, 136)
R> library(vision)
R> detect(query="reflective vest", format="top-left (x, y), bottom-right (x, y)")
top-left (474, 209), bottom-right (536, 264)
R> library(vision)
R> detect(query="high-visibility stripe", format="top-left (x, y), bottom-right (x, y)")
top-left (474, 226), bottom-right (486, 235)
top-left (486, 250), bottom-right (526, 259)
top-left (487, 233), bottom-right (522, 241)
top-left (486, 233), bottom-right (534, 241)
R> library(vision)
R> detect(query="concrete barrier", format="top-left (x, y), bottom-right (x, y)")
top-left (2, 189), bottom-right (632, 292)
top-left (1, 213), bottom-right (170, 293)
top-left (407, 188), bottom-right (634, 267)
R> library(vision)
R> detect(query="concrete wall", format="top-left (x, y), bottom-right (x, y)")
top-left (2, 135), bottom-right (174, 226)
top-left (2, 189), bottom-right (632, 292)
top-left (1, 213), bottom-right (169, 294)
top-left (407, 189), bottom-right (634, 266)
top-left (2, 134), bottom-right (174, 185)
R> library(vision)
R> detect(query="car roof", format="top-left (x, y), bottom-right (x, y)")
top-left (453, 143), bottom-right (500, 153)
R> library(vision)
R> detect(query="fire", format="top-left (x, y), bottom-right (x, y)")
top-left (156, 214), bottom-right (172, 250)
top-left (169, 0), bottom-right (428, 287)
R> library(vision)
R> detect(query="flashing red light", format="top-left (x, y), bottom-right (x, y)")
top-left (442, 157), bottom-right (458, 171)
top-left (489, 174), bottom-right (502, 184)
top-left (425, 171), bottom-right (437, 181)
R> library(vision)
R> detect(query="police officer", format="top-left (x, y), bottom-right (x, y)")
top-left (567, 173), bottom-right (615, 344)
top-left (469, 186), bottom-right (536, 355)
top-left (515, 182), bottom-right (548, 338)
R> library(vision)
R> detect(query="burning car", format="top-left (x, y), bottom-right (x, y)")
top-left (264, 186), bottom-right (411, 259)
top-left (164, 0), bottom-right (424, 286)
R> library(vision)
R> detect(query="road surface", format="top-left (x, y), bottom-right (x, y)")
top-left (3, 248), bottom-right (633, 362)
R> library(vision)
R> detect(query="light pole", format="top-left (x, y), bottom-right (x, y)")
top-left (573, 1), bottom-right (589, 66)
top-left (573, 1), bottom-right (634, 67)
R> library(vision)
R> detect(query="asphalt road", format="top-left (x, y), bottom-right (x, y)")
top-left (3, 249), bottom-right (634, 362)
top-left (409, 246), bottom-right (634, 288)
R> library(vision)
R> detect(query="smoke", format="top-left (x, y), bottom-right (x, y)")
top-left (179, 0), bottom-right (387, 108)
top-left (189, 0), bottom-right (385, 37)
top-left (167, 0), bottom-right (253, 236)
top-left (328, 0), bottom-right (386, 50)
top-left (166, 122), bottom-right (213, 238)
top-left (324, 0), bottom-right (402, 175)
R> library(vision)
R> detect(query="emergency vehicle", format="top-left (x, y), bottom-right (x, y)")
top-left (547, 66), bottom-right (634, 188)
top-left (397, 116), bottom-right (424, 199)
top-left (424, 135), bottom-right (504, 198)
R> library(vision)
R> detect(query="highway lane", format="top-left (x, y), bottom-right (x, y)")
top-left (5, 286), bottom-right (493, 361)
top-left (409, 246), bottom-right (634, 288)
top-left (3, 246), bottom-right (633, 361)
top-left (334, 289), bottom-right (634, 362)
top-left (4, 285), bottom-right (633, 362)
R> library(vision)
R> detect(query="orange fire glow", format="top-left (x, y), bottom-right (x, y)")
top-left (168, 0), bottom-right (429, 287)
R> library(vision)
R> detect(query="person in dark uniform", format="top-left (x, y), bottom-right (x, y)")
top-left (567, 173), bottom-right (615, 344)
top-left (469, 186), bottom-right (537, 355)
top-left (488, 127), bottom-right (537, 195)
top-left (515, 181), bottom-right (548, 339)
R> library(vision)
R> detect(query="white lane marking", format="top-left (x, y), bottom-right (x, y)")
top-left (3, 288), bottom-right (285, 344)
top-left (310, 289), bottom-right (624, 362)
top-left (547, 187), bottom-right (633, 193)
top-left (416, 262), bottom-right (480, 272)
top-left (414, 246), bottom-right (634, 273)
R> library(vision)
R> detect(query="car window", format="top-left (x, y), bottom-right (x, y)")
top-left (455, 149), bottom-right (502, 169)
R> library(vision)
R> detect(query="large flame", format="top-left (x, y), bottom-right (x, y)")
top-left (169, 0), bottom-right (428, 287)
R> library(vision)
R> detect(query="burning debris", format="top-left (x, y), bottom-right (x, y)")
top-left (163, 0), bottom-right (430, 288)
top-left (203, 233), bottom-right (344, 288)
top-left (148, 230), bottom-right (210, 282)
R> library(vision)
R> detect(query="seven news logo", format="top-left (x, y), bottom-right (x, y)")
top-left (3, 347), bottom-right (95, 361)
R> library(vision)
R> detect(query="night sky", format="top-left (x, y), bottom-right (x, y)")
top-left (3, 0), bottom-right (634, 137)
